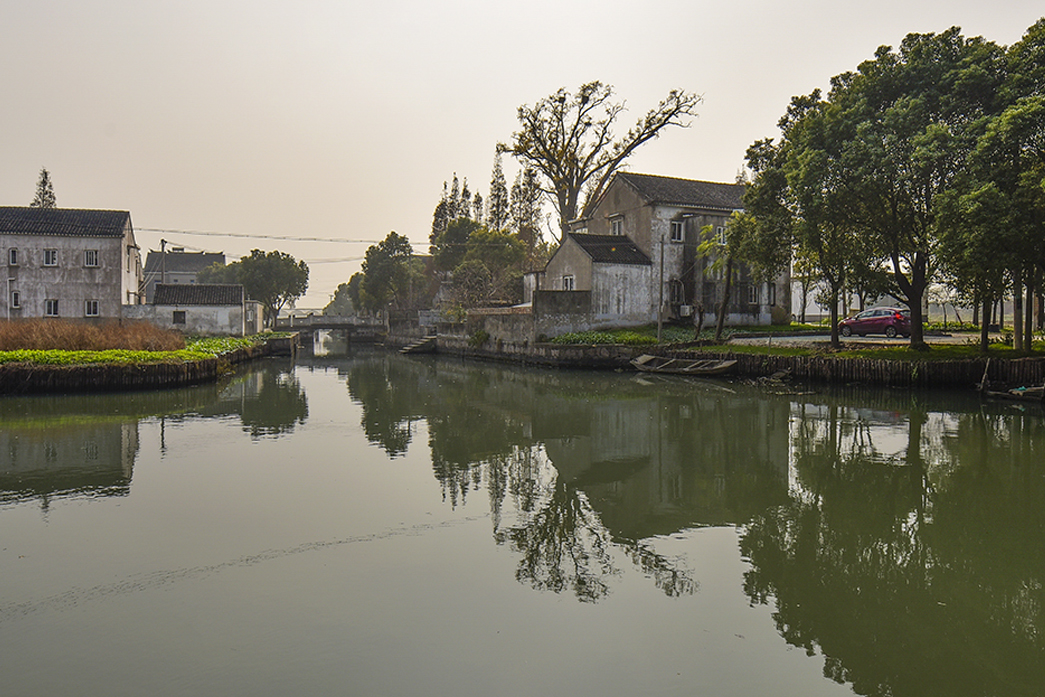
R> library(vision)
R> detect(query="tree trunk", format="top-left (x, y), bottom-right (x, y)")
top-left (1026, 275), bottom-right (1035, 351)
top-left (1014, 271), bottom-right (1024, 351)
top-left (829, 284), bottom-right (841, 349)
top-left (714, 257), bottom-right (734, 343)
top-left (980, 298), bottom-right (991, 353)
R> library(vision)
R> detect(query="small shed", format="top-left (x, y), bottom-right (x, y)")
top-left (123, 284), bottom-right (262, 336)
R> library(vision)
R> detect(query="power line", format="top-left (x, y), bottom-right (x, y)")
top-left (136, 227), bottom-right (386, 244)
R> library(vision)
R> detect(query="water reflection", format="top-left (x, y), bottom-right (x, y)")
top-left (741, 392), bottom-right (1045, 697)
top-left (343, 352), bottom-right (791, 600)
top-left (0, 359), bottom-right (307, 508)
top-left (342, 352), bottom-right (1045, 692)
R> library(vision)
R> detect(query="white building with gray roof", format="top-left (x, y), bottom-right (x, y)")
top-left (1, 207), bottom-right (143, 321)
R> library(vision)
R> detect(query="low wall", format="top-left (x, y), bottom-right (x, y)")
top-left (437, 336), bottom-right (643, 369)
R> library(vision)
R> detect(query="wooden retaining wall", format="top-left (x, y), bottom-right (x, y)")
top-left (0, 343), bottom-right (276, 395)
top-left (659, 350), bottom-right (1045, 388)
top-left (435, 336), bottom-right (1045, 388)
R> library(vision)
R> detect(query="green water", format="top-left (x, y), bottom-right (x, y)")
top-left (1, 342), bottom-right (1042, 696)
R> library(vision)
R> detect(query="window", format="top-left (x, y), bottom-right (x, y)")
top-left (747, 284), bottom-right (759, 304)
top-left (45, 299), bottom-right (59, 317)
top-left (767, 283), bottom-right (776, 306)
top-left (670, 220), bottom-right (684, 243)
top-left (8, 248), bottom-right (17, 266)
top-left (610, 217), bottom-right (623, 236)
top-left (43, 249), bottom-right (58, 266)
top-left (715, 226), bottom-right (726, 246)
top-left (562, 275), bottom-right (575, 291)
top-left (9, 290), bottom-right (19, 308)
top-left (84, 249), bottom-right (99, 267)
top-left (670, 280), bottom-right (685, 304)
top-left (173, 310), bottom-right (186, 325)
top-left (84, 300), bottom-right (99, 317)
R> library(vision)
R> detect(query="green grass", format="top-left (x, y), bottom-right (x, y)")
top-left (0, 335), bottom-right (271, 367)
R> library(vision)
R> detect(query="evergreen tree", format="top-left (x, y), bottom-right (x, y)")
top-left (30, 168), bottom-right (56, 208)
top-left (510, 167), bottom-right (543, 247)
top-left (460, 178), bottom-right (472, 220)
top-left (449, 174), bottom-right (461, 220)
top-left (472, 192), bottom-right (483, 223)
top-left (486, 152), bottom-right (510, 231)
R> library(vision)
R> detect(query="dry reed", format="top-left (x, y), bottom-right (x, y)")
top-left (0, 319), bottom-right (185, 351)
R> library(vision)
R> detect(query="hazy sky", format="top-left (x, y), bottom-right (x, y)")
top-left (3, 1), bottom-right (1041, 306)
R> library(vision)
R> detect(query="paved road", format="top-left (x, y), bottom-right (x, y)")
top-left (728, 332), bottom-right (981, 347)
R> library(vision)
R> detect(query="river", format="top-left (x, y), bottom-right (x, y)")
top-left (1, 336), bottom-right (1043, 696)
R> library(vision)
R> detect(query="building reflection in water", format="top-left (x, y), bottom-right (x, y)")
top-left (0, 359), bottom-right (308, 511)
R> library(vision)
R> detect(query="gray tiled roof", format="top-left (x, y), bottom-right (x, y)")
top-left (615, 172), bottom-right (744, 211)
top-left (144, 251), bottom-right (225, 273)
top-left (569, 233), bottom-right (651, 265)
top-left (0, 207), bottom-right (131, 237)
top-left (154, 284), bottom-right (244, 305)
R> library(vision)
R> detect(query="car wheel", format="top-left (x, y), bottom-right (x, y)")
top-left (885, 326), bottom-right (897, 338)
top-left (841, 326), bottom-right (852, 337)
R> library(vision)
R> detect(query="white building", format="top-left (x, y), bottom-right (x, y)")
top-left (1, 207), bottom-right (143, 320)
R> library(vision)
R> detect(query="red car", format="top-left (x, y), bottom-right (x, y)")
top-left (838, 307), bottom-right (910, 338)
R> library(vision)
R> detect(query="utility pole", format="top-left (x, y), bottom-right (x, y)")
top-left (160, 239), bottom-right (167, 287)
top-left (657, 229), bottom-right (665, 343)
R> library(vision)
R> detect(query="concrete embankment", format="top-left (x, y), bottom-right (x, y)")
top-left (0, 334), bottom-right (298, 395)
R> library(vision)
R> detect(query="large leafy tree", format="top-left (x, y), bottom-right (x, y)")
top-left (198, 249), bottom-right (309, 326)
top-left (238, 249), bottom-right (309, 326)
top-left (358, 231), bottom-right (415, 313)
top-left (826, 28), bottom-right (1006, 348)
top-left (500, 82), bottom-right (700, 237)
top-left (30, 167), bottom-right (56, 208)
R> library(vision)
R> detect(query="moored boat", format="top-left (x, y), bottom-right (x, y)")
top-left (630, 354), bottom-right (737, 376)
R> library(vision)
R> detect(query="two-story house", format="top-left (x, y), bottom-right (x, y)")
top-left (542, 172), bottom-right (789, 328)
top-left (142, 249), bottom-right (226, 303)
top-left (1, 207), bottom-right (144, 321)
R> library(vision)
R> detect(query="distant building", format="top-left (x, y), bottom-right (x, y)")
top-left (536, 172), bottom-right (790, 328)
top-left (142, 249), bottom-right (225, 303)
top-left (124, 283), bottom-right (262, 336)
top-left (0, 206), bottom-right (143, 321)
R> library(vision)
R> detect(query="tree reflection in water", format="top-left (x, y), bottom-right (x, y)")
top-left (741, 393), bottom-right (1045, 697)
top-left (344, 353), bottom-right (785, 601)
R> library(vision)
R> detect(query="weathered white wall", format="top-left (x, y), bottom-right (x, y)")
top-left (543, 237), bottom-right (593, 290)
top-left (2, 232), bottom-right (138, 320)
top-left (123, 302), bottom-right (260, 336)
top-left (591, 263), bottom-right (652, 325)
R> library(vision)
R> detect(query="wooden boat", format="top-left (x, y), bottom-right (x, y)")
top-left (981, 385), bottom-right (1045, 405)
top-left (630, 354), bottom-right (737, 376)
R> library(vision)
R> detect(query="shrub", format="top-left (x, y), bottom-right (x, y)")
top-left (0, 319), bottom-right (184, 351)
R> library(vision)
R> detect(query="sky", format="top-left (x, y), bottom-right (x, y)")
top-left (2, 0), bottom-right (1041, 307)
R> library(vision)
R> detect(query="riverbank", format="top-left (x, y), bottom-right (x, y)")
top-left (0, 334), bottom-right (297, 395)
top-left (427, 333), bottom-right (1045, 389)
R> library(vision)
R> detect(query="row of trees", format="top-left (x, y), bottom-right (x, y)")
top-left (735, 20), bottom-right (1045, 351)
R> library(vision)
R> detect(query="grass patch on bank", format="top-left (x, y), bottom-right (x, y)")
top-left (548, 322), bottom-right (828, 346)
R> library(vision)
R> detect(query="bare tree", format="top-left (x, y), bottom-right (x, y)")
top-left (500, 82), bottom-right (700, 237)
